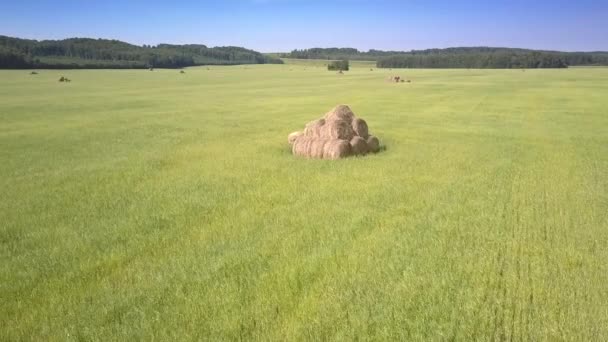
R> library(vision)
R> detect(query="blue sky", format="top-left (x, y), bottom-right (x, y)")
top-left (1, 0), bottom-right (607, 52)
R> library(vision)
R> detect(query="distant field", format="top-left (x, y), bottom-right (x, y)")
top-left (1, 64), bottom-right (607, 340)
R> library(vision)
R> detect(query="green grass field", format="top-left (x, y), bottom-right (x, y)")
top-left (1, 64), bottom-right (607, 340)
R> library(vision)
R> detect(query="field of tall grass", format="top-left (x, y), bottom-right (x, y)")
top-left (1, 64), bottom-right (607, 340)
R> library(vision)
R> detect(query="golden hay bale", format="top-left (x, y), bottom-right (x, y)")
top-left (321, 120), bottom-right (355, 140)
top-left (309, 139), bottom-right (330, 159)
top-left (292, 136), bottom-right (332, 159)
top-left (323, 139), bottom-right (352, 159)
top-left (324, 105), bottom-right (354, 123)
top-left (304, 119), bottom-right (325, 137)
top-left (292, 136), bottom-right (312, 157)
top-left (351, 118), bottom-right (369, 138)
top-left (288, 131), bottom-right (303, 145)
top-left (350, 136), bottom-right (368, 155)
top-left (366, 135), bottom-right (380, 153)
top-left (290, 105), bottom-right (380, 159)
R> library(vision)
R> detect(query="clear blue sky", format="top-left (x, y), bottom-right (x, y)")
top-left (1, 0), bottom-right (607, 52)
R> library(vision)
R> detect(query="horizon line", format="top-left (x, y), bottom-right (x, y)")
top-left (3, 34), bottom-right (607, 54)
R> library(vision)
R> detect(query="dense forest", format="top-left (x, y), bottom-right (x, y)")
top-left (281, 47), bottom-right (608, 68)
top-left (0, 35), bottom-right (283, 69)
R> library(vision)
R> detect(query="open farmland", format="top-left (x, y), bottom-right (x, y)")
top-left (1, 65), bottom-right (608, 340)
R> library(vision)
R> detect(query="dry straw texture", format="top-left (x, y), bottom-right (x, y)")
top-left (366, 135), bottom-right (380, 153)
top-left (352, 118), bottom-right (369, 139)
top-left (350, 136), bottom-right (369, 155)
top-left (288, 105), bottom-right (381, 159)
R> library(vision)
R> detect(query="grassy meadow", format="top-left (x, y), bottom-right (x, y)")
top-left (1, 63), bottom-right (608, 340)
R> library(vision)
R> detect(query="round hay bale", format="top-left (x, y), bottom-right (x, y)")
top-left (323, 139), bottom-right (352, 159)
top-left (350, 136), bottom-right (368, 155)
top-left (351, 118), bottom-right (369, 138)
top-left (288, 131), bottom-right (303, 145)
top-left (321, 120), bottom-right (355, 140)
top-left (304, 119), bottom-right (325, 137)
top-left (366, 135), bottom-right (380, 153)
top-left (324, 105), bottom-right (354, 123)
top-left (291, 137), bottom-right (303, 156)
top-left (292, 136), bottom-right (313, 157)
top-left (309, 139), bottom-right (330, 159)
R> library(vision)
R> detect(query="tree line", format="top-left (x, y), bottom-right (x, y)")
top-left (0, 35), bottom-right (283, 69)
top-left (328, 60), bottom-right (349, 71)
top-left (281, 47), bottom-right (608, 68)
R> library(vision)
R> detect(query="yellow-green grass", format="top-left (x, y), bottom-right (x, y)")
top-left (1, 64), bottom-right (607, 340)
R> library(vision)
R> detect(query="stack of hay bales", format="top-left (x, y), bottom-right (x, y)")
top-left (288, 105), bottom-right (381, 159)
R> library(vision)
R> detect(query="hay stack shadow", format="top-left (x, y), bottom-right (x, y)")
top-left (288, 105), bottom-right (381, 160)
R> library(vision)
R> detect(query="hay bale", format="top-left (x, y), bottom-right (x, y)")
top-left (289, 105), bottom-right (381, 159)
top-left (351, 118), bottom-right (369, 139)
top-left (310, 139), bottom-right (330, 159)
top-left (304, 119), bottom-right (325, 137)
top-left (323, 139), bottom-right (351, 159)
top-left (350, 136), bottom-right (368, 155)
top-left (292, 136), bottom-right (311, 157)
top-left (321, 119), bottom-right (355, 140)
top-left (293, 137), bottom-right (348, 159)
top-left (288, 131), bottom-right (303, 145)
top-left (324, 105), bottom-right (354, 123)
top-left (366, 135), bottom-right (380, 153)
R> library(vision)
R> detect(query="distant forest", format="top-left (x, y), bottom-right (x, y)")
top-left (281, 47), bottom-right (608, 68)
top-left (0, 35), bottom-right (283, 69)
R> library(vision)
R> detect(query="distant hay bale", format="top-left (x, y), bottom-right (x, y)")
top-left (366, 135), bottom-right (380, 153)
top-left (350, 136), bottom-right (368, 155)
top-left (351, 118), bottom-right (369, 139)
top-left (288, 131), bottom-right (303, 145)
top-left (288, 105), bottom-right (381, 159)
